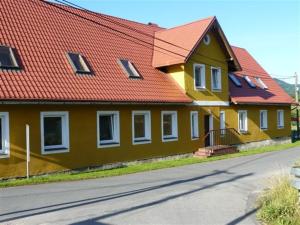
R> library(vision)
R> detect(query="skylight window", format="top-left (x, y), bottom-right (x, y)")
top-left (0, 46), bottom-right (19, 69)
top-left (67, 52), bottom-right (91, 74)
top-left (255, 77), bottom-right (268, 89)
top-left (228, 73), bottom-right (242, 87)
top-left (244, 76), bottom-right (256, 88)
top-left (118, 59), bottom-right (141, 78)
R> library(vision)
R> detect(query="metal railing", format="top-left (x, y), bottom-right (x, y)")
top-left (202, 128), bottom-right (241, 150)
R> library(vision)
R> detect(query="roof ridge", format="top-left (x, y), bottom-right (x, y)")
top-left (155, 16), bottom-right (215, 33)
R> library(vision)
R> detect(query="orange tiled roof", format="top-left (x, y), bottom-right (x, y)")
top-left (0, 0), bottom-right (191, 103)
top-left (230, 46), bottom-right (294, 105)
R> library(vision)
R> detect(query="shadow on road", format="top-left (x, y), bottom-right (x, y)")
top-left (0, 169), bottom-right (252, 223)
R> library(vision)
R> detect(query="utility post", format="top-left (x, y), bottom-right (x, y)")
top-left (295, 72), bottom-right (299, 138)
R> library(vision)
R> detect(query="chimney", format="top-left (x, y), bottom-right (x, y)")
top-left (148, 22), bottom-right (158, 27)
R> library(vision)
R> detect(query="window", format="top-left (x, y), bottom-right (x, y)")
top-left (238, 110), bottom-right (248, 133)
top-left (255, 77), bottom-right (268, 89)
top-left (118, 59), bottom-right (141, 78)
top-left (244, 76), bottom-right (256, 88)
top-left (41, 112), bottom-right (69, 154)
top-left (161, 111), bottom-right (178, 142)
top-left (228, 73), bottom-right (242, 87)
top-left (190, 111), bottom-right (199, 140)
top-left (260, 110), bottom-right (268, 130)
top-left (0, 46), bottom-right (19, 69)
top-left (220, 111), bottom-right (226, 135)
top-left (194, 64), bottom-right (205, 89)
top-left (97, 111), bottom-right (120, 148)
top-left (67, 52), bottom-right (91, 74)
top-left (203, 34), bottom-right (211, 45)
top-left (277, 110), bottom-right (284, 129)
top-left (132, 111), bottom-right (151, 144)
top-left (211, 67), bottom-right (221, 90)
top-left (0, 112), bottom-right (9, 157)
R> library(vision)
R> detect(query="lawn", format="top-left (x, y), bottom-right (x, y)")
top-left (1, 141), bottom-right (300, 188)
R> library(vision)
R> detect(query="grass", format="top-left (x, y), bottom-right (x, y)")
top-left (1, 141), bottom-right (300, 188)
top-left (257, 176), bottom-right (300, 225)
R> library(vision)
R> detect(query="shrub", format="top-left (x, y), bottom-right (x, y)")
top-left (257, 176), bottom-right (300, 225)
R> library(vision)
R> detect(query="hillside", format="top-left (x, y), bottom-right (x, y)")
top-left (274, 78), bottom-right (296, 98)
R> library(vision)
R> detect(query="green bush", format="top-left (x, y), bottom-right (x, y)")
top-left (257, 176), bottom-right (300, 225)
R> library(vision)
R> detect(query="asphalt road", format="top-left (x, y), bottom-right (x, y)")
top-left (0, 147), bottom-right (299, 225)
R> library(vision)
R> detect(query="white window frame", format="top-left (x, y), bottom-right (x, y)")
top-left (255, 77), bottom-right (268, 89)
top-left (161, 111), bottom-right (178, 142)
top-left (132, 111), bottom-right (151, 145)
top-left (228, 73), bottom-right (242, 87)
top-left (277, 110), bottom-right (284, 129)
top-left (41, 112), bottom-right (69, 155)
top-left (238, 110), bottom-right (248, 133)
top-left (0, 112), bottom-right (9, 158)
top-left (193, 64), bottom-right (206, 90)
top-left (97, 111), bottom-right (120, 148)
top-left (211, 67), bottom-right (222, 91)
top-left (244, 76), bottom-right (256, 88)
top-left (190, 111), bottom-right (199, 140)
top-left (260, 110), bottom-right (268, 130)
top-left (220, 111), bottom-right (226, 136)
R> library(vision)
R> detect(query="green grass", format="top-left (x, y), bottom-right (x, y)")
top-left (1, 141), bottom-right (300, 188)
top-left (257, 176), bottom-right (300, 225)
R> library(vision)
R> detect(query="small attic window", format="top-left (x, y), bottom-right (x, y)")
top-left (67, 52), bottom-right (91, 74)
top-left (0, 46), bottom-right (19, 69)
top-left (255, 77), bottom-right (268, 89)
top-left (244, 75), bottom-right (256, 88)
top-left (203, 34), bottom-right (211, 45)
top-left (228, 73), bottom-right (242, 87)
top-left (118, 59), bottom-right (141, 79)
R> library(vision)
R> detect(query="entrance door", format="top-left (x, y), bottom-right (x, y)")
top-left (204, 115), bottom-right (210, 147)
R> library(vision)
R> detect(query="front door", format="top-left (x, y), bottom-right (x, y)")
top-left (204, 115), bottom-right (210, 147)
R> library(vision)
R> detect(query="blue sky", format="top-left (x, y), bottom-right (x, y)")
top-left (59, 0), bottom-right (299, 83)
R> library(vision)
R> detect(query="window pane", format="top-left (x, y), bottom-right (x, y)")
top-left (120, 59), bottom-right (140, 78)
top-left (134, 114), bottom-right (145, 138)
top-left (0, 47), bottom-right (14, 67)
top-left (163, 114), bottom-right (172, 136)
top-left (191, 113), bottom-right (198, 138)
top-left (44, 117), bottom-right (63, 146)
top-left (0, 118), bottom-right (2, 150)
top-left (195, 66), bottom-right (201, 87)
top-left (212, 69), bottom-right (219, 89)
top-left (69, 53), bottom-right (85, 71)
top-left (100, 115), bottom-right (113, 141)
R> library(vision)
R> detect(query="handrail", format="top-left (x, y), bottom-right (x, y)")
top-left (202, 128), bottom-right (241, 149)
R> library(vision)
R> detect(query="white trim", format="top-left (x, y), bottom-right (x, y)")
top-left (161, 111), bottom-right (178, 142)
top-left (260, 110), bottom-right (268, 130)
top-left (190, 111), bottom-right (199, 140)
top-left (209, 114), bottom-right (214, 146)
top-left (277, 110), bottom-right (284, 129)
top-left (193, 63), bottom-right (206, 90)
top-left (132, 111), bottom-right (151, 145)
top-left (0, 112), bottom-right (10, 158)
top-left (238, 110), bottom-right (248, 133)
top-left (97, 111), bottom-right (120, 148)
top-left (40, 111), bottom-right (69, 155)
top-left (220, 111), bottom-right (226, 135)
top-left (211, 67), bottom-right (222, 91)
top-left (192, 101), bottom-right (229, 106)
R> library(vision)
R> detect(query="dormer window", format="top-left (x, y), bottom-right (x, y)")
top-left (67, 52), bottom-right (91, 74)
top-left (0, 46), bottom-right (19, 69)
top-left (228, 73), bottom-right (242, 87)
top-left (244, 76), bottom-right (256, 88)
top-left (118, 59), bottom-right (141, 79)
top-left (255, 77), bottom-right (268, 89)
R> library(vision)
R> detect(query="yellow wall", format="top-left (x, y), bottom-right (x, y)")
top-left (167, 64), bottom-right (185, 90)
top-left (0, 104), bottom-right (291, 179)
top-left (220, 105), bottom-right (291, 143)
top-left (185, 31), bottom-right (229, 102)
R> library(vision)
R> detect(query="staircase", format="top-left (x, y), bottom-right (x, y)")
top-left (194, 128), bottom-right (240, 158)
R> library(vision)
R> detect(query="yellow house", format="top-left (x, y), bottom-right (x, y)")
top-left (0, 0), bottom-right (293, 178)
